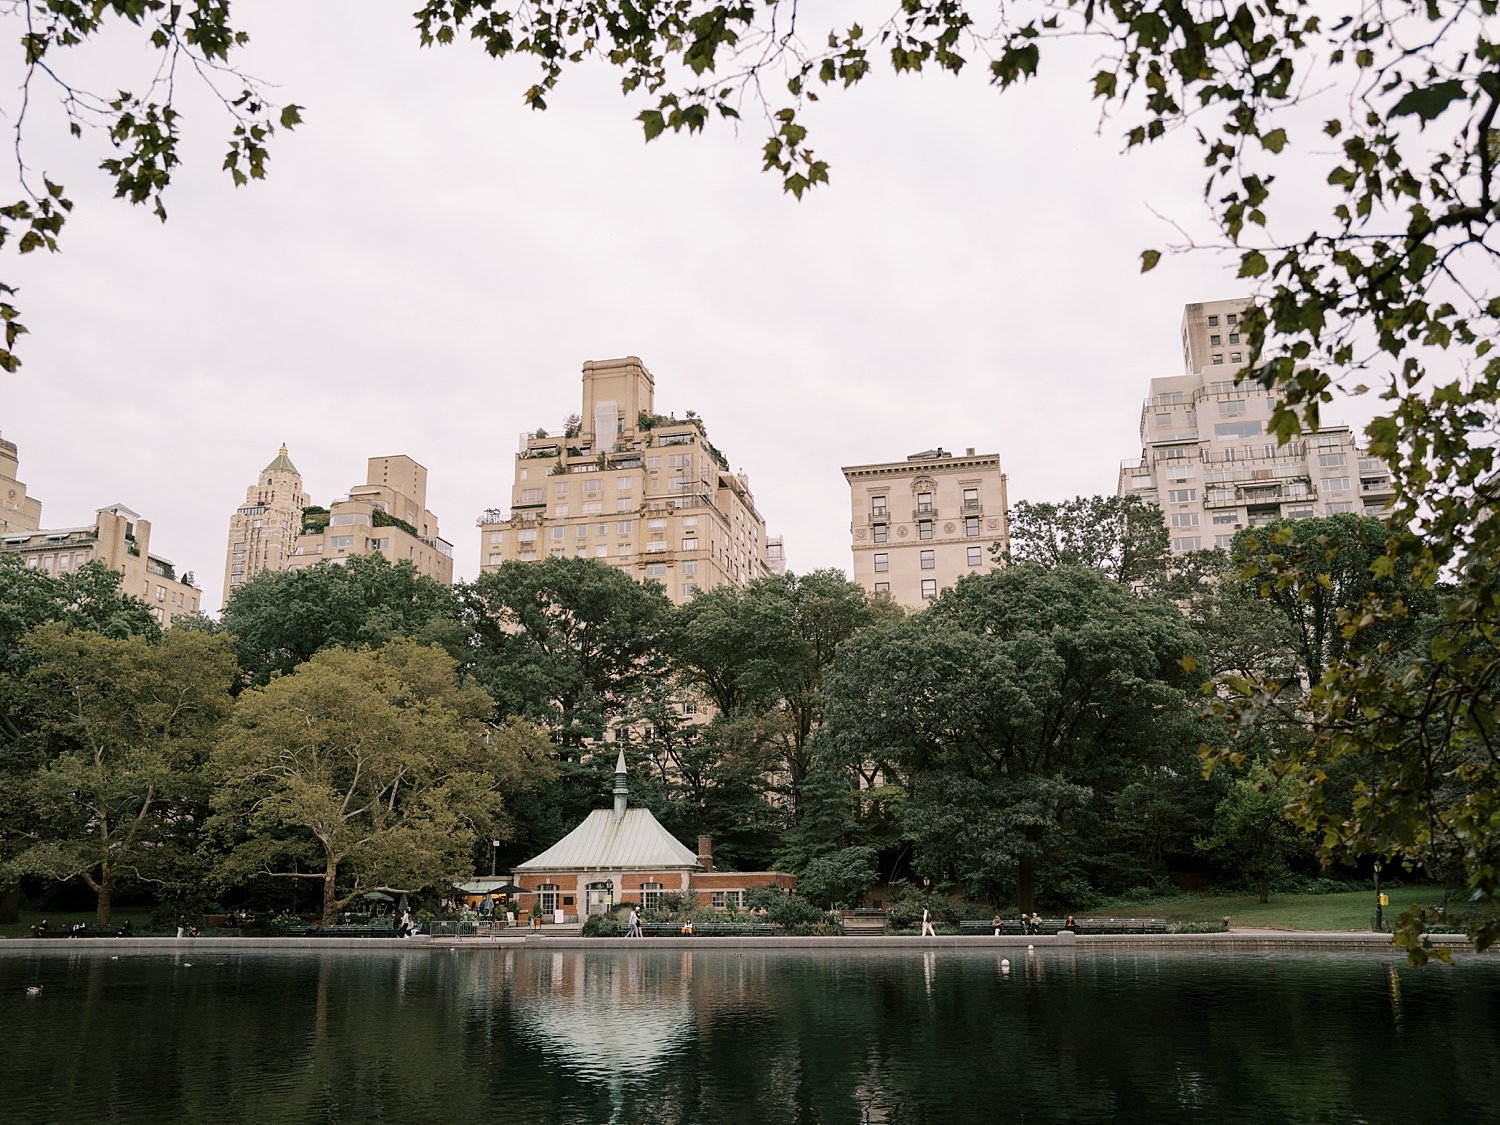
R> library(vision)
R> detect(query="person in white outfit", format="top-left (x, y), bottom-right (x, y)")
top-left (921, 906), bottom-right (936, 936)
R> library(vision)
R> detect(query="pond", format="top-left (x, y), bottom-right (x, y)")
top-left (1, 944), bottom-right (1496, 1124)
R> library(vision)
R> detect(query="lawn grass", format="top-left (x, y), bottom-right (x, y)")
top-left (1087, 884), bottom-right (1451, 931)
top-left (0, 909), bottom-right (160, 940)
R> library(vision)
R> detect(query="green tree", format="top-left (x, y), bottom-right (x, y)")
top-left (1002, 494), bottom-right (1171, 590)
top-left (208, 641), bottom-right (551, 922)
top-left (221, 553), bottom-right (464, 685)
top-left (1197, 761), bottom-right (1311, 904)
top-left (669, 570), bottom-right (878, 810)
top-left (825, 565), bottom-right (1203, 911)
top-left (6, 624), bottom-right (237, 923)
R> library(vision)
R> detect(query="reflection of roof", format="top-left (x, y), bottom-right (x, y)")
top-left (516, 808), bottom-right (700, 872)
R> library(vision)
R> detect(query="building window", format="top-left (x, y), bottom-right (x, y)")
top-left (518, 528), bottom-right (538, 543)
top-left (872, 524), bottom-right (887, 543)
top-left (1171, 536), bottom-right (1202, 552)
top-left (1326, 501), bottom-right (1355, 514)
top-left (1318, 452), bottom-right (1347, 468)
top-left (645, 563), bottom-right (667, 577)
top-left (874, 581), bottom-right (890, 594)
top-left (711, 890), bottom-right (743, 910)
top-left (520, 488), bottom-right (542, 504)
top-left (551, 527), bottom-right (565, 541)
top-left (1208, 315), bottom-right (1220, 326)
top-left (1231, 352), bottom-right (1243, 363)
top-left (1212, 512), bottom-right (1238, 525)
top-left (1229, 332), bottom-right (1240, 344)
top-left (963, 487), bottom-right (979, 510)
top-left (1210, 334), bottom-right (1222, 346)
top-left (967, 546), bottom-right (983, 566)
top-left (1321, 477), bottom-right (1351, 492)
top-left (331, 535), bottom-right (355, 548)
top-left (921, 579), bottom-right (937, 599)
top-left (1168, 489), bottom-right (1197, 503)
top-left (920, 549), bottom-right (935, 569)
top-left (1170, 513), bottom-right (1200, 528)
top-left (640, 883), bottom-right (663, 911)
top-left (1218, 400), bottom-right (1245, 416)
top-left (554, 482), bottom-right (570, 498)
top-left (681, 537), bottom-right (698, 551)
top-left (617, 521), bottom-right (633, 535)
top-left (964, 516), bottom-right (980, 537)
top-left (873, 553), bottom-right (889, 573)
top-left (871, 496), bottom-right (887, 517)
top-left (916, 491), bottom-right (934, 513)
top-left (1212, 354), bottom-right (1224, 364)
top-left (918, 520), bottom-right (934, 541)
top-left (1215, 534), bottom-right (1235, 549)
top-left (538, 884), bottom-right (560, 916)
top-left (1227, 313), bottom-right (1238, 325)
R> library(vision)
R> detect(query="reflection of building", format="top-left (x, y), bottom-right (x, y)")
top-left (478, 357), bottom-right (778, 605)
top-left (512, 751), bottom-right (795, 920)
top-left (223, 447), bottom-right (454, 607)
top-left (0, 434), bottom-right (203, 624)
top-left (1119, 299), bottom-right (1397, 552)
top-left (842, 446), bottom-right (1010, 608)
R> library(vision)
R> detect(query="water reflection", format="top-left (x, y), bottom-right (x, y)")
top-left (0, 946), bottom-right (1496, 1125)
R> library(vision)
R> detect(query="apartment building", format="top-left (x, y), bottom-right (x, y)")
top-left (1, 435), bottom-right (43, 534)
top-left (842, 447), bottom-right (1010, 607)
top-left (0, 436), bottom-right (203, 625)
top-left (478, 356), bottom-right (774, 604)
top-left (223, 448), bottom-right (454, 607)
top-left (1119, 299), bottom-right (1397, 552)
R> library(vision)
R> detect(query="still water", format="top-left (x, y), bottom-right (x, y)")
top-left (2, 944), bottom-right (1496, 1124)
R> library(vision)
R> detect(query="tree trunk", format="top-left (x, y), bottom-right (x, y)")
top-left (96, 862), bottom-right (113, 926)
top-left (322, 859), bottom-right (340, 923)
top-left (1258, 874), bottom-right (1270, 904)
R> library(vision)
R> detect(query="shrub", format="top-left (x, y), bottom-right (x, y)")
top-left (582, 914), bottom-right (625, 937)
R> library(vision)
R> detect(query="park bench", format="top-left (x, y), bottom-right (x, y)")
top-left (957, 918), bottom-right (1171, 935)
top-left (638, 922), bottom-right (775, 937)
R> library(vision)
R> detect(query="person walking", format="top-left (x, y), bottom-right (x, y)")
top-left (627, 907), bottom-right (642, 938)
top-left (921, 906), bottom-right (936, 937)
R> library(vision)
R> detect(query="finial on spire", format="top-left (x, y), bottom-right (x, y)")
top-left (612, 750), bottom-right (629, 821)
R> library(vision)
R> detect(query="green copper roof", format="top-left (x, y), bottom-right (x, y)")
top-left (263, 444), bottom-right (299, 475)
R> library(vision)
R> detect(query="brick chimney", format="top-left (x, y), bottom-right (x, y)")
top-left (697, 835), bottom-right (714, 871)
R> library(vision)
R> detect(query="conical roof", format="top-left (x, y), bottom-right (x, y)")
top-left (262, 444), bottom-right (300, 475)
top-left (514, 808), bottom-right (700, 872)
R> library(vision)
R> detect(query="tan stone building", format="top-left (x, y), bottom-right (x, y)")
top-left (1119, 298), bottom-right (1396, 552)
top-left (223, 448), bottom-right (454, 607)
top-left (842, 447), bottom-right (1010, 607)
top-left (0, 435), bottom-right (43, 534)
top-left (478, 357), bottom-right (775, 604)
top-left (2, 502), bottom-right (203, 626)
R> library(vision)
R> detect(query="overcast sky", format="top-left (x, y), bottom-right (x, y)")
top-left (1, 3), bottom-right (1373, 612)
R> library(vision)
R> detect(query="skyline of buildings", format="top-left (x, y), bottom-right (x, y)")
top-left (7, 298), bottom-right (1402, 620)
top-left (222, 448), bottom-right (454, 607)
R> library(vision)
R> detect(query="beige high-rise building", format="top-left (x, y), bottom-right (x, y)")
top-left (0, 435), bottom-right (43, 534)
top-left (1119, 298), bottom-right (1396, 551)
top-left (478, 356), bottom-right (774, 604)
top-left (1, 435), bottom-right (202, 625)
top-left (842, 447), bottom-right (1010, 608)
top-left (223, 445), bottom-right (308, 603)
top-left (223, 448), bottom-right (454, 607)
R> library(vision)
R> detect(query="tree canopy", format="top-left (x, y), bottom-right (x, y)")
top-left (1003, 494), bottom-right (1170, 589)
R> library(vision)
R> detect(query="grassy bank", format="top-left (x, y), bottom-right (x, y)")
top-left (1087, 884), bottom-right (1451, 932)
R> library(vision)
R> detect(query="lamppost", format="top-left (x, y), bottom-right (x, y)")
top-left (1374, 861), bottom-right (1384, 932)
top-left (491, 840), bottom-right (500, 878)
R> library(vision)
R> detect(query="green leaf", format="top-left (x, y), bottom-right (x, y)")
top-left (1140, 249), bottom-right (1162, 272)
top-left (1260, 128), bottom-right (1288, 153)
top-left (1390, 80), bottom-right (1467, 125)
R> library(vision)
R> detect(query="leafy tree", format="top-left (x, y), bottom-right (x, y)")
top-left (1002, 494), bottom-right (1170, 590)
top-left (669, 569), bottom-right (878, 810)
top-left (793, 845), bottom-right (880, 910)
top-left (1230, 514), bottom-right (1434, 691)
top-left (6, 624), bottom-right (237, 923)
top-left (208, 641), bottom-right (551, 921)
top-left (221, 553), bottom-right (464, 685)
top-left (825, 565), bottom-right (1203, 911)
top-left (1197, 762), bottom-right (1311, 904)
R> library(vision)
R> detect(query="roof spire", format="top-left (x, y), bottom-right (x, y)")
top-left (262, 443), bottom-right (300, 476)
top-left (612, 749), bottom-right (629, 821)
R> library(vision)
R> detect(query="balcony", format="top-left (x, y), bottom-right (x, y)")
top-left (962, 500), bottom-right (982, 512)
top-left (912, 506), bottom-right (937, 521)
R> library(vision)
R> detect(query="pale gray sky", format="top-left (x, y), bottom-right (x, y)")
top-left (2, 3), bottom-right (1368, 611)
